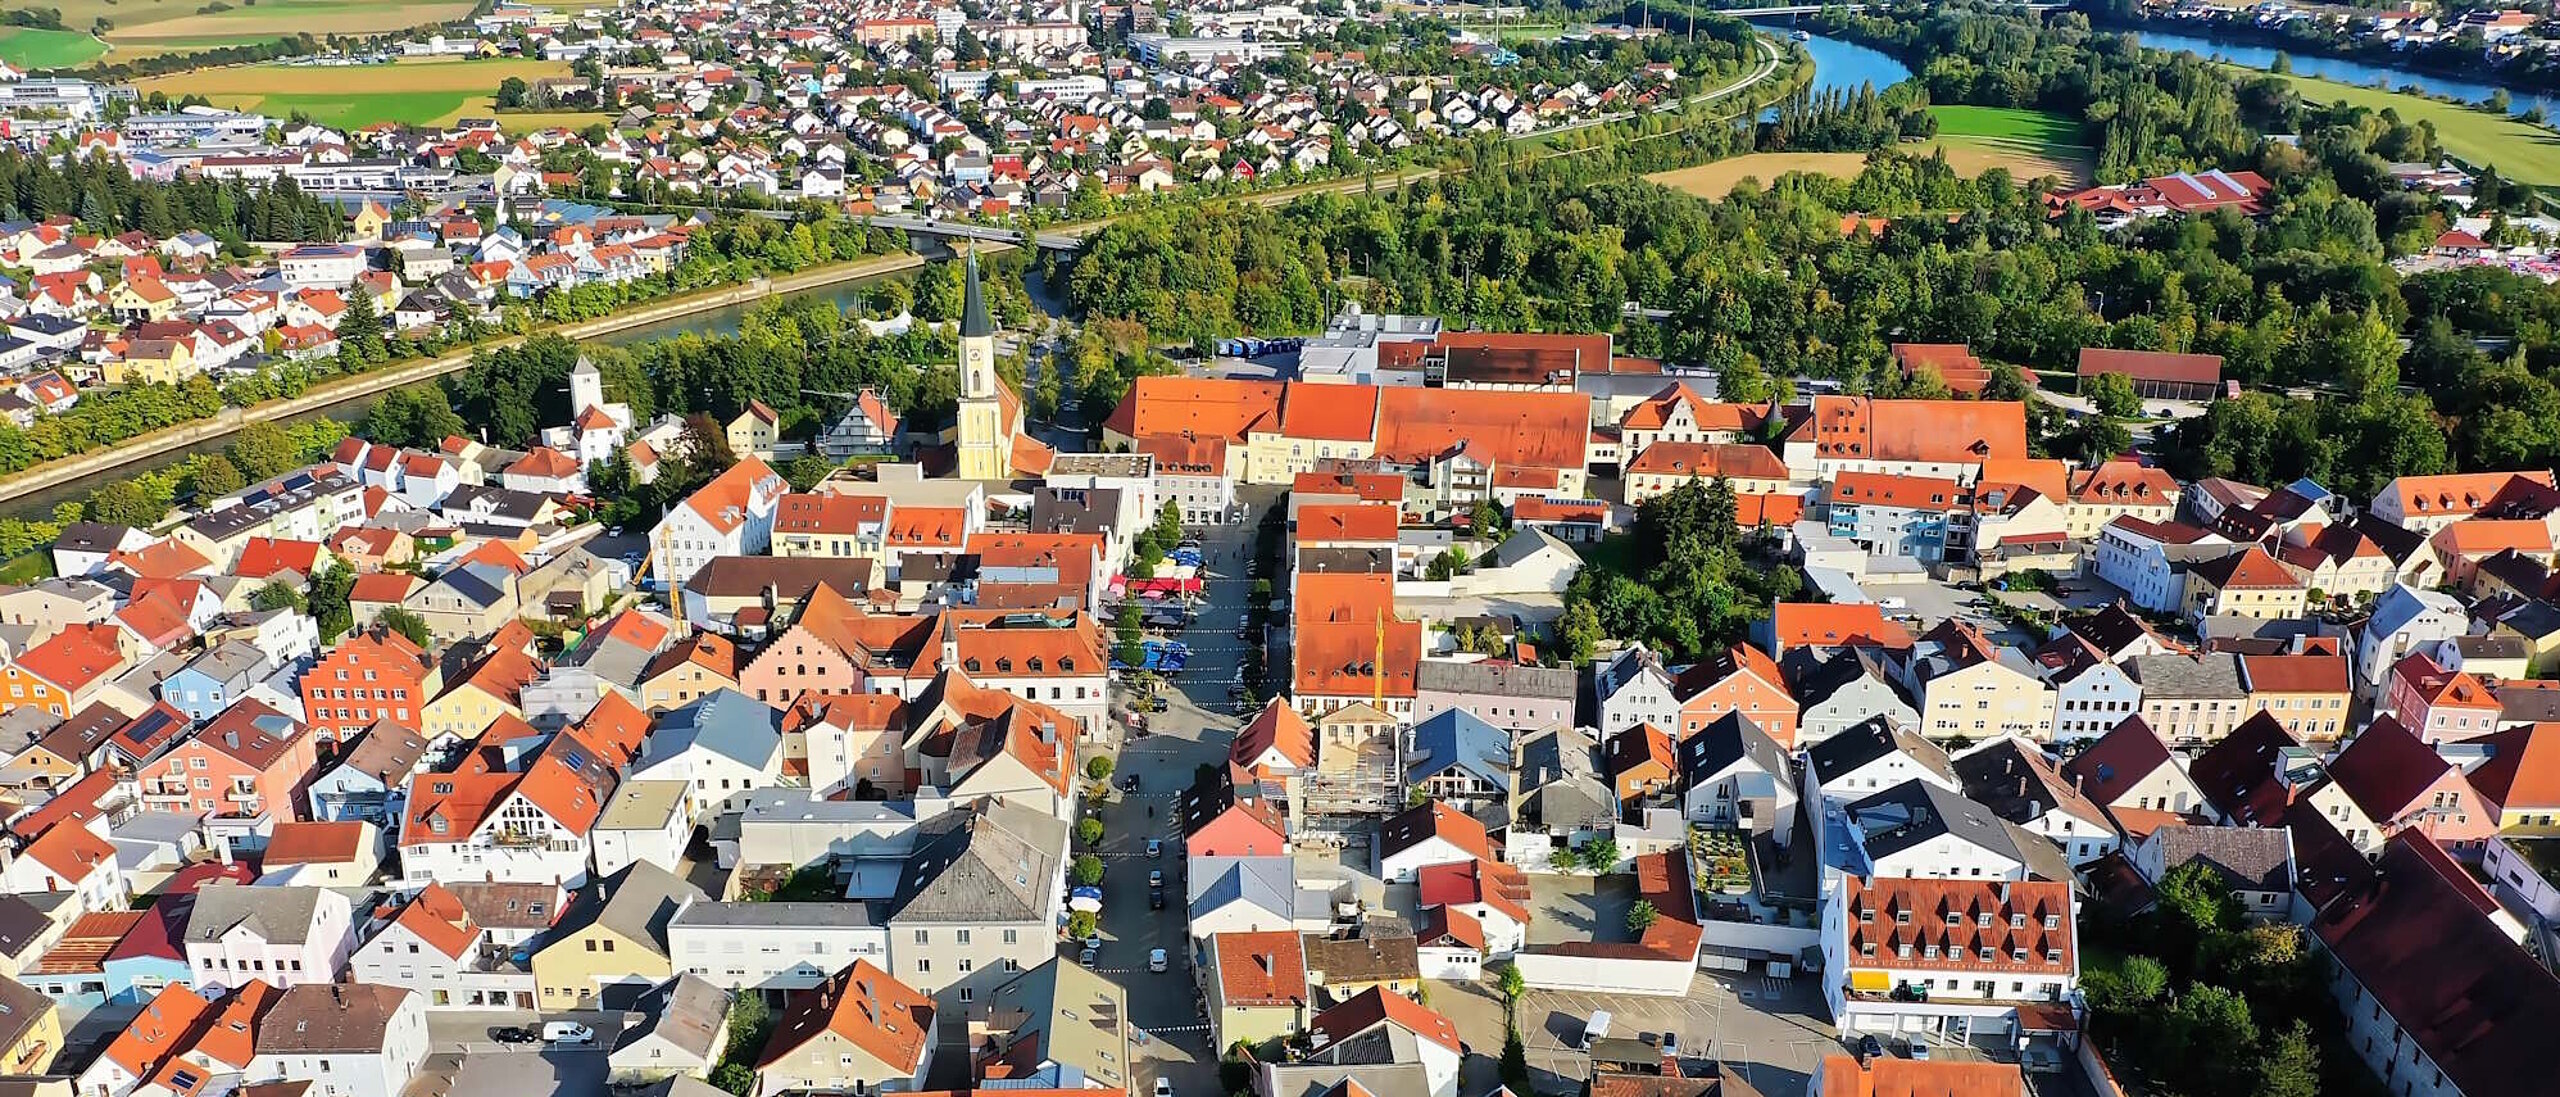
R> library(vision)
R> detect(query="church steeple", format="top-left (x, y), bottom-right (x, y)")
top-left (960, 244), bottom-right (994, 340)
top-left (958, 245), bottom-right (996, 399)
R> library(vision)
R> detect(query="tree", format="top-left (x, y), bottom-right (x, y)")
top-left (90, 480), bottom-right (165, 527)
top-left (1984, 361), bottom-right (2035, 402)
top-left (1076, 817), bottom-right (1105, 846)
top-left (375, 607), bottom-right (432, 648)
top-left (250, 580), bottom-right (306, 613)
top-left (338, 286), bottom-right (385, 361)
top-left (2255, 1019), bottom-right (2320, 1097)
top-left (1559, 601), bottom-right (1602, 665)
top-left (784, 454), bottom-right (833, 491)
top-left (677, 413), bottom-right (737, 482)
top-left (2082, 370), bottom-right (2143, 418)
top-left (495, 76), bottom-right (530, 109)
top-left (1500, 1033), bottom-right (1530, 1088)
top-left (1085, 755), bottom-right (1116, 781)
top-left (227, 420), bottom-right (300, 480)
top-left (1625, 899), bottom-right (1660, 935)
top-left (1153, 497), bottom-right (1183, 545)
top-left (191, 454), bottom-right (246, 498)
top-left (1425, 547), bottom-right (1470, 581)
top-left (709, 1064), bottom-right (755, 1097)
top-left (1067, 910), bottom-right (1099, 941)
top-left (1577, 836), bottom-right (1620, 873)
top-left (1072, 854), bottom-right (1106, 886)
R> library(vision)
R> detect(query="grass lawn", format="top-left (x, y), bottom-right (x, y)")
top-left (0, 26), bottom-right (108, 69)
top-left (140, 57), bottom-right (571, 128)
top-left (1932, 105), bottom-right (2082, 144)
top-left (22, 0), bottom-right (473, 59)
top-left (0, 551), bottom-right (55, 584)
top-left (2226, 64), bottom-right (2560, 185)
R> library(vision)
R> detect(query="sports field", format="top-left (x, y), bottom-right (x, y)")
top-left (8, 0), bottom-right (472, 64)
top-left (0, 26), bottom-right (108, 68)
top-left (2227, 65), bottom-right (2560, 185)
top-left (1646, 140), bottom-right (2087, 199)
top-left (1932, 105), bottom-right (2083, 144)
top-left (139, 58), bottom-right (589, 128)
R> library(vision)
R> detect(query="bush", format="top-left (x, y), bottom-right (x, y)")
top-left (1076, 817), bottom-right (1105, 847)
top-left (1085, 755), bottom-right (1116, 781)
top-left (1067, 909), bottom-right (1100, 940)
top-left (1072, 853), bottom-right (1105, 886)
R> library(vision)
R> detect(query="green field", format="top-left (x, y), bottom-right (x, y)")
top-left (140, 58), bottom-right (587, 128)
top-left (1933, 105), bottom-right (2083, 144)
top-left (0, 26), bottom-right (108, 68)
top-left (2229, 64), bottom-right (2560, 185)
top-left (16, 0), bottom-right (472, 61)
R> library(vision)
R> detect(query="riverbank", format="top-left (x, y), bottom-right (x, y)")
top-left (2098, 14), bottom-right (2560, 107)
top-left (0, 248), bottom-right (933, 509)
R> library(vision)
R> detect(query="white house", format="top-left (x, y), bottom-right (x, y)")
top-left (669, 902), bottom-right (890, 993)
top-left (348, 883), bottom-right (535, 1010)
top-left (1676, 711), bottom-right (1795, 829)
top-left (591, 779), bottom-right (693, 879)
top-left (183, 883), bottom-right (356, 992)
top-left (626, 690), bottom-right (787, 827)
top-left (246, 983), bottom-right (430, 1097)
top-left (649, 457), bottom-right (785, 593)
top-left (1806, 717), bottom-right (1960, 805)
top-left (1594, 644), bottom-right (1682, 734)
top-left (1820, 875), bottom-right (2077, 1041)
top-left (1844, 780), bottom-right (2064, 882)
top-left (2357, 584), bottom-right (2469, 691)
top-left (1376, 803), bottom-right (1494, 885)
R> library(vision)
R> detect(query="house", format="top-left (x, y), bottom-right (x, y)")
top-left (2358, 584), bottom-right (2469, 689)
top-left (753, 960), bottom-right (933, 1097)
top-left (1187, 856), bottom-right (1299, 941)
top-left (259, 820), bottom-right (380, 886)
top-left (610, 974), bottom-right (731, 1083)
top-left (1602, 722), bottom-right (1677, 805)
top-left (1758, 603), bottom-right (1915, 660)
top-left (2128, 653), bottom-right (2250, 745)
top-left (2035, 635), bottom-right (2141, 742)
top-left (1805, 716), bottom-right (1959, 805)
top-left (724, 401), bottom-right (783, 460)
top-left (966, 960), bottom-right (1133, 1093)
top-left (880, 800), bottom-right (1066, 1007)
top-left (1676, 711), bottom-right (1795, 835)
top-left (649, 456), bottom-right (786, 592)
top-left (1414, 858), bottom-right (1531, 957)
top-left (1819, 875), bottom-right (2076, 1041)
top-left (592, 780), bottom-right (691, 881)
top-left (2370, 470), bottom-right (2556, 533)
top-left (1671, 644), bottom-right (1798, 747)
top-left (160, 641), bottom-right (273, 724)
top-left (134, 700), bottom-right (319, 823)
top-left (0, 974), bottom-right (61, 1074)
top-left (2382, 651), bottom-right (2503, 746)
top-left (1899, 621), bottom-right (2054, 742)
top-left (2238, 653), bottom-right (2352, 741)
top-left (1510, 724), bottom-right (1615, 854)
top-left (1378, 802), bottom-right (1496, 884)
top-left (1790, 650), bottom-right (1921, 747)
top-left (2462, 721), bottom-right (2560, 833)
top-left (2060, 717), bottom-right (2206, 820)
top-left (1293, 987), bottom-right (1464, 1097)
top-left (1811, 1057), bottom-right (2023, 1097)
top-left (399, 710), bottom-right (620, 888)
top-left (1402, 708), bottom-right (1510, 812)
top-left (2127, 823), bottom-right (2294, 920)
top-left (1411, 659), bottom-right (1575, 732)
top-left (1596, 644), bottom-right (1682, 734)
top-left (1205, 930), bottom-right (1309, 1048)
top-left (1844, 779), bottom-right (2070, 882)
top-left (626, 689), bottom-right (784, 826)
top-left (245, 983), bottom-right (429, 1097)
top-left (3, 818), bottom-right (123, 913)
top-left (531, 860), bottom-right (706, 1010)
top-left (2323, 715), bottom-right (2495, 858)
top-left (307, 722), bottom-right (432, 826)
top-left (1301, 929), bottom-right (1422, 1006)
top-left (73, 983), bottom-right (216, 1097)
top-left (182, 883), bottom-right (356, 992)
top-left (347, 882), bottom-right (526, 1010)
top-left (1952, 738), bottom-right (2117, 863)
top-left (2312, 836), bottom-right (2560, 1097)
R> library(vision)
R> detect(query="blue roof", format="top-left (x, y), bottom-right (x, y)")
top-left (1406, 708), bottom-right (1508, 784)
top-left (648, 688), bottom-right (784, 770)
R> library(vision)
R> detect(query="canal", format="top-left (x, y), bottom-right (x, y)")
top-left (2132, 28), bottom-right (2560, 118)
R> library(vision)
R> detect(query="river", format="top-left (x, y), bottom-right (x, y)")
top-left (0, 273), bottom-right (901, 522)
top-left (2132, 28), bottom-right (2560, 117)
top-left (1748, 25), bottom-right (1915, 121)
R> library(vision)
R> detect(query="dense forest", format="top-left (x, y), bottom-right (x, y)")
top-left (1, 147), bottom-right (344, 243)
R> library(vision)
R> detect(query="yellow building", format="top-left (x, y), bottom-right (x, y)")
top-left (109, 280), bottom-right (181, 323)
top-left (2185, 546), bottom-right (2309, 620)
top-left (1205, 932), bottom-right (1307, 1049)
top-left (952, 249), bottom-right (1041, 482)
top-left (351, 199), bottom-right (392, 242)
top-left (724, 400), bottom-right (781, 460)
top-left (0, 974), bottom-right (62, 1074)
top-left (531, 861), bottom-right (700, 1009)
top-left (112, 337), bottom-right (194, 387)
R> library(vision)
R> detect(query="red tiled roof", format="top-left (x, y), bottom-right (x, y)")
top-left (1211, 930), bottom-right (1308, 1007)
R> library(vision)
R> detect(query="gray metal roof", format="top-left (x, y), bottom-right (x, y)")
top-left (184, 883), bottom-right (325, 945)
top-left (671, 901), bottom-right (877, 929)
top-left (617, 974), bottom-right (732, 1062)
top-left (644, 689), bottom-right (784, 772)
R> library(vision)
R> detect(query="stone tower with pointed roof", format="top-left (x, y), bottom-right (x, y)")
top-left (954, 246), bottom-right (1036, 481)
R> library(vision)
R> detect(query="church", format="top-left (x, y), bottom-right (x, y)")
top-left (950, 247), bottom-right (1053, 481)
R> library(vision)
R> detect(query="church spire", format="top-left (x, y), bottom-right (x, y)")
top-left (960, 243), bottom-right (994, 339)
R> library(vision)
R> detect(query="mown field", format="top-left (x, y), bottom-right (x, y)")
top-left (0, 25), bottom-right (107, 68)
top-left (139, 57), bottom-right (593, 128)
top-left (0, 0), bottom-right (472, 66)
top-left (2226, 64), bottom-right (2560, 185)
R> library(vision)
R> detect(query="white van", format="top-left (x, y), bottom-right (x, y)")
top-left (1581, 1011), bottom-right (1613, 1049)
top-left (542, 1022), bottom-right (595, 1046)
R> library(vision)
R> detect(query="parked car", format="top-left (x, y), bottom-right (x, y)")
top-left (1078, 947), bottom-right (1097, 967)
top-left (1857, 1034), bottom-right (1884, 1061)
top-left (1084, 934), bottom-right (1103, 952)
top-left (1148, 948), bottom-right (1168, 972)
top-left (542, 1022), bottom-right (595, 1046)
top-left (1908, 1037), bottom-right (1932, 1061)
top-left (491, 1026), bottom-right (537, 1045)
top-left (1149, 886), bottom-right (1165, 910)
top-left (1153, 1078), bottom-right (1175, 1097)
top-left (1146, 838), bottom-right (1162, 858)
top-left (1148, 869), bottom-right (1164, 888)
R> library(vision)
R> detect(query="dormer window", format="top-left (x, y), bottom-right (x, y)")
top-left (1859, 907), bottom-right (1874, 923)
top-left (2043, 914), bottom-right (2060, 930)
top-left (2046, 948), bottom-right (2063, 963)
top-left (2012, 948), bottom-right (2029, 961)
top-left (1895, 910), bottom-right (1911, 925)
top-left (1860, 942), bottom-right (1877, 958)
top-left (1923, 944), bottom-right (1939, 960)
top-left (1944, 910), bottom-right (1961, 926)
top-left (2010, 913), bottom-right (2026, 929)
top-left (1977, 912), bottom-right (1993, 928)
top-left (1979, 946), bottom-right (1997, 961)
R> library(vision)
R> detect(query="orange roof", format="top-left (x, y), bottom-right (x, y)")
top-left (2432, 518), bottom-right (2554, 557)
top-left (679, 456), bottom-right (781, 534)
top-left (23, 815), bottom-right (116, 882)
top-left (508, 445), bottom-right (582, 479)
top-left (1818, 1056), bottom-right (2026, 1097)
top-left (2387, 471), bottom-right (2555, 518)
top-left (350, 572), bottom-right (421, 604)
top-left (1292, 470), bottom-right (1405, 503)
top-left (1620, 382), bottom-right (1764, 433)
top-left (775, 491), bottom-right (889, 536)
top-left (886, 505), bottom-right (967, 548)
top-left (384, 882), bottom-right (481, 959)
top-left (1415, 856), bottom-right (1532, 925)
top-left (1806, 396), bottom-right (2027, 466)
top-left (574, 690), bottom-right (652, 759)
top-left (2070, 459), bottom-right (2179, 505)
top-left (1625, 441), bottom-right (1787, 480)
top-left (2192, 545), bottom-right (2301, 591)
top-left (1830, 471), bottom-right (1965, 512)
top-left (1231, 697), bottom-right (1315, 771)
top-left (455, 538), bottom-right (532, 575)
top-left (262, 820), bottom-right (369, 866)
top-left (1297, 503), bottom-right (1398, 543)
top-left (1294, 571), bottom-right (1395, 624)
top-left (759, 960), bottom-right (934, 1074)
top-left (234, 537), bottom-right (326, 579)
top-left (1279, 382), bottom-right (1378, 441)
top-left (1294, 617), bottom-right (1420, 698)
top-left (2391, 651), bottom-right (2499, 710)
top-left (1769, 603), bottom-right (1914, 651)
top-left (2240, 653), bottom-right (2348, 694)
top-left (1107, 375), bottom-right (1282, 441)
top-left (100, 983), bottom-right (215, 1078)
top-left (1735, 493), bottom-right (1804, 527)
top-left (1374, 385), bottom-right (1589, 471)
top-left (1211, 930), bottom-right (1308, 1007)
top-left (109, 537), bottom-right (212, 579)
top-left (2465, 722), bottom-right (2560, 813)
top-left (1840, 875), bottom-right (2073, 977)
top-left (1307, 987), bottom-right (1460, 1055)
top-left (14, 622), bottom-right (126, 693)
top-left (1977, 458), bottom-right (2071, 502)
top-left (1379, 801), bottom-right (1493, 862)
